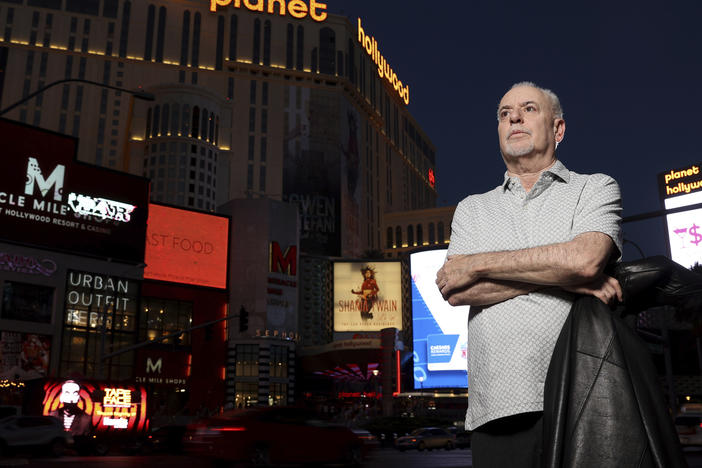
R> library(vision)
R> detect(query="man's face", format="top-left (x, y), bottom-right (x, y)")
top-left (59, 381), bottom-right (81, 405)
top-left (497, 86), bottom-right (561, 159)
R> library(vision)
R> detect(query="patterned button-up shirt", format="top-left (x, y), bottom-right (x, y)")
top-left (446, 160), bottom-right (622, 430)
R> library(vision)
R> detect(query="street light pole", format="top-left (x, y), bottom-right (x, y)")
top-left (0, 78), bottom-right (155, 116)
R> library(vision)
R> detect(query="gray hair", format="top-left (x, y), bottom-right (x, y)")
top-left (498, 81), bottom-right (564, 121)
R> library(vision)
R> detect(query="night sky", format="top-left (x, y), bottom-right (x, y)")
top-left (330, 0), bottom-right (702, 261)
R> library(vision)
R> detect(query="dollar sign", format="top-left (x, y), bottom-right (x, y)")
top-left (690, 224), bottom-right (702, 246)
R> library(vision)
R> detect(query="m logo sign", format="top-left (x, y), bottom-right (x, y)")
top-left (269, 242), bottom-right (297, 276)
top-left (146, 357), bottom-right (163, 374)
top-left (25, 157), bottom-right (65, 201)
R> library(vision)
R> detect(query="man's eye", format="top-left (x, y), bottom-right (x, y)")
top-left (499, 110), bottom-right (509, 119)
top-left (525, 106), bottom-right (536, 112)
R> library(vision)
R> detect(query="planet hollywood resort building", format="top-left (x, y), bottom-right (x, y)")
top-left (0, 0), bottom-right (438, 413)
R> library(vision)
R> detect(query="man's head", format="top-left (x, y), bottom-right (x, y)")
top-left (59, 380), bottom-right (81, 405)
top-left (497, 82), bottom-right (565, 166)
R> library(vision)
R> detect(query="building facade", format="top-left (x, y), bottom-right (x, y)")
top-left (0, 0), bottom-right (437, 258)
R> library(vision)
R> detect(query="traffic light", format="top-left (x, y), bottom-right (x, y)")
top-left (239, 306), bottom-right (249, 332)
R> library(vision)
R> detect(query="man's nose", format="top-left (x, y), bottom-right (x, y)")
top-left (509, 108), bottom-right (523, 123)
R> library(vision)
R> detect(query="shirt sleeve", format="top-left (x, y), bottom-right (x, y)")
top-left (571, 173), bottom-right (623, 261)
top-left (447, 197), bottom-right (479, 256)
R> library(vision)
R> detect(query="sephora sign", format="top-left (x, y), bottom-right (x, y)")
top-left (0, 119), bottom-right (148, 263)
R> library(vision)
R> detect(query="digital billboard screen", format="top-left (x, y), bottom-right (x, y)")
top-left (410, 249), bottom-right (469, 389)
top-left (658, 164), bottom-right (702, 269)
top-left (42, 380), bottom-right (148, 435)
top-left (144, 204), bottom-right (230, 289)
top-left (0, 119), bottom-right (149, 263)
top-left (333, 261), bottom-right (402, 331)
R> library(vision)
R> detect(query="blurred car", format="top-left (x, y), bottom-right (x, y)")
top-left (184, 406), bottom-right (364, 466)
top-left (142, 425), bottom-right (187, 454)
top-left (351, 429), bottom-right (380, 450)
top-left (675, 414), bottom-right (702, 446)
top-left (0, 415), bottom-right (73, 457)
top-left (395, 427), bottom-right (455, 451)
top-left (455, 430), bottom-right (471, 449)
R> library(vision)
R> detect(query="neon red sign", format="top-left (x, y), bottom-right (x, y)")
top-left (428, 169), bottom-right (435, 188)
top-left (269, 242), bottom-right (297, 276)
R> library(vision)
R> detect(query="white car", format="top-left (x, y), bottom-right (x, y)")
top-left (0, 415), bottom-right (73, 457)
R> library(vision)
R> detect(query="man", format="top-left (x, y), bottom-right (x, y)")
top-left (435, 82), bottom-right (623, 467)
top-left (49, 380), bottom-right (92, 436)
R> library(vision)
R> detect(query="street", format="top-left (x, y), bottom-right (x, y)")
top-left (4, 447), bottom-right (702, 468)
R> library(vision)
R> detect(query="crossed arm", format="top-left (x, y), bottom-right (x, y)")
top-left (435, 231), bottom-right (622, 307)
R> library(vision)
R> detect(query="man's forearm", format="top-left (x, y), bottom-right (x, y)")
top-left (446, 279), bottom-right (542, 307)
top-left (438, 232), bottom-right (615, 299)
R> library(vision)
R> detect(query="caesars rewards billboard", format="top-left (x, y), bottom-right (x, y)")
top-left (333, 261), bottom-right (402, 331)
top-left (144, 204), bottom-right (230, 289)
top-left (0, 119), bottom-right (149, 263)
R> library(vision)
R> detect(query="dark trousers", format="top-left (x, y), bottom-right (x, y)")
top-left (471, 412), bottom-right (543, 468)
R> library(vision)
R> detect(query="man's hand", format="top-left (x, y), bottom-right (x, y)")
top-left (436, 254), bottom-right (483, 300)
top-left (562, 274), bottom-right (623, 306)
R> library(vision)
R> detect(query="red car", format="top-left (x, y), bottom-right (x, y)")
top-left (185, 406), bottom-right (364, 466)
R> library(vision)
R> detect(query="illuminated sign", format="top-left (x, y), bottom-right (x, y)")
top-left (411, 249), bottom-right (468, 389)
top-left (658, 163), bottom-right (702, 269)
top-left (0, 332), bottom-right (51, 379)
top-left (357, 18), bottom-right (409, 105)
top-left (134, 348), bottom-right (191, 386)
top-left (659, 164), bottom-right (702, 199)
top-left (64, 271), bottom-right (139, 331)
top-left (269, 242), bottom-right (297, 276)
top-left (333, 262), bottom-right (402, 332)
top-left (42, 380), bottom-right (148, 434)
top-left (428, 169), bottom-right (436, 188)
top-left (209, 0), bottom-right (327, 22)
top-left (144, 204), bottom-right (230, 289)
top-left (0, 119), bottom-right (148, 263)
top-left (0, 252), bottom-right (56, 276)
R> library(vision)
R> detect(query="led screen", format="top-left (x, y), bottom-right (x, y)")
top-left (411, 249), bottom-right (469, 389)
top-left (0, 119), bottom-right (149, 263)
top-left (144, 204), bottom-right (230, 289)
top-left (333, 261), bottom-right (402, 331)
top-left (664, 192), bottom-right (702, 269)
top-left (42, 380), bottom-right (148, 434)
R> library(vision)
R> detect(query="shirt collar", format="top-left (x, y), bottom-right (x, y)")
top-left (502, 159), bottom-right (571, 191)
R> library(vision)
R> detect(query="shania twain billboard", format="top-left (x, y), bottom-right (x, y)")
top-left (333, 261), bottom-right (402, 331)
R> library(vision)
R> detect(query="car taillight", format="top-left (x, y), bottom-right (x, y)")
top-left (213, 426), bottom-right (246, 432)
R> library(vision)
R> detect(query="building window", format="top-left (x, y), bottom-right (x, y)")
top-left (180, 10), bottom-right (190, 66)
top-left (235, 344), bottom-right (259, 377)
top-left (250, 80), bottom-right (256, 105)
top-left (429, 222), bottom-right (435, 244)
top-left (259, 165), bottom-right (266, 192)
top-left (215, 15), bottom-right (224, 70)
top-left (285, 24), bottom-right (293, 69)
top-left (438, 222), bottom-right (445, 243)
top-left (252, 18), bottom-right (261, 64)
top-left (417, 224), bottom-right (424, 245)
top-left (118, 1), bottom-right (131, 58)
top-left (228, 14), bottom-right (238, 61)
top-left (395, 226), bottom-right (402, 247)
top-left (1, 282), bottom-right (53, 323)
top-left (318, 27), bottom-right (335, 75)
top-left (407, 225), bottom-right (414, 246)
top-left (296, 25), bottom-right (304, 70)
top-left (386, 227), bottom-right (393, 248)
top-left (191, 106), bottom-right (199, 138)
top-left (155, 6), bottom-right (167, 63)
top-left (263, 20), bottom-right (271, 66)
top-left (139, 297), bottom-right (192, 345)
top-left (235, 381), bottom-right (258, 408)
top-left (144, 4), bottom-right (155, 61)
top-left (268, 383), bottom-right (287, 406)
top-left (270, 345), bottom-right (288, 378)
top-left (192, 12), bottom-right (201, 67)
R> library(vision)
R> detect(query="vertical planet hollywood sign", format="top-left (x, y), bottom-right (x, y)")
top-left (358, 18), bottom-right (410, 105)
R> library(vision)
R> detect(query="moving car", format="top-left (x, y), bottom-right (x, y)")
top-left (185, 406), bottom-right (364, 466)
top-left (675, 413), bottom-right (702, 446)
top-left (0, 415), bottom-right (73, 457)
top-left (395, 427), bottom-right (455, 451)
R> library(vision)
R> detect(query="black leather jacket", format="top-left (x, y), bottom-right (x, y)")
top-left (543, 257), bottom-right (700, 468)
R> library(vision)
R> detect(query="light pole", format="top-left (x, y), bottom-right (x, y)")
top-left (418, 376), bottom-right (425, 416)
top-left (0, 78), bottom-right (154, 116)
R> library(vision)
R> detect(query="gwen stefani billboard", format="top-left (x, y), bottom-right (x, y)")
top-left (333, 261), bottom-right (402, 331)
top-left (0, 119), bottom-right (149, 263)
